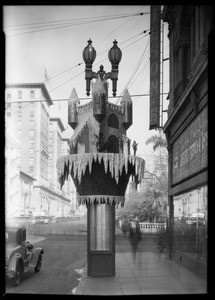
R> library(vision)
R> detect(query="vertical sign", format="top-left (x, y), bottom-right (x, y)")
top-left (149, 5), bottom-right (161, 130)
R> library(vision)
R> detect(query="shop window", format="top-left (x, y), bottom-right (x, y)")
top-left (173, 186), bottom-right (207, 263)
top-left (107, 113), bottom-right (119, 129)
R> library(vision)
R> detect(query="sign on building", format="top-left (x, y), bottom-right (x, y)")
top-left (149, 5), bottom-right (161, 130)
top-left (172, 106), bottom-right (207, 184)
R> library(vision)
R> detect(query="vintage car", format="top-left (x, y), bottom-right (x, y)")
top-left (5, 226), bottom-right (44, 286)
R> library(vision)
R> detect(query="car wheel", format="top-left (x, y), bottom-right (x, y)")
top-left (12, 262), bottom-right (22, 286)
top-left (34, 253), bottom-right (42, 272)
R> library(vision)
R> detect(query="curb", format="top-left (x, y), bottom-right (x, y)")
top-left (75, 265), bottom-right (88, 295)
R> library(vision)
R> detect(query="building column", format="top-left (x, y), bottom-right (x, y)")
top-left (178, 46), bottom-right (184, 83)
top-left (169, 195), bottom-right (174, 259)
top-left (195, 6), bottom-right (200, 54)
top-left (190, 10), bottom-right (195, 65)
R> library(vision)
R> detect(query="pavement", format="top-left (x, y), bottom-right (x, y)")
top-left (74, 251), bottom-right (207, 295)
top-left (26, 228), bottom-right (207, 295)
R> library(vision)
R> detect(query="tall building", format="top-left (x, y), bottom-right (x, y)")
top-left (5, 116), bottom-right (21, 218)
top-left (62, 137), bottom-right (76, 215)
top-left (5, 83), bottom-right (72, 217)
top-left (6, 83), bottom-right (52, 181)
top-left (162, 6), bottom-right (213, 281)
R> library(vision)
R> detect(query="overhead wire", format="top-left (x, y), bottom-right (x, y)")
top-left (47, 31), bottom-right (150, 94)
top-left (6, 30), bottom-right (150, 102)
top-left (5, 12), bottom-right (148, 37)
top-left (96, 6), bottom-right (146, 50)
top-left (6, 8), bottom-right (151, 101)
top-left (116, 33), bottom-right (150, 104)
top-left (5, 12), bottom-right (146, 28)
top-left (125, 36), bottom-right (150, 89)
top-left (42, 7), bottom-right (147, 80)
top-left (43, 30), bottom-right (149, 85)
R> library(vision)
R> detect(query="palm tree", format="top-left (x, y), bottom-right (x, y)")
top-left (145, 130), bottom-right (167, 151)
top-left (145, 129), bottom-right (168, 223)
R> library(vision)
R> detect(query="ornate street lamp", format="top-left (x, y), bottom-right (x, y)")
top-left (83, 39), bottom-right (122, 97)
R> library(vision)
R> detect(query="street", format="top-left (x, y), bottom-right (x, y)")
top-left (5, 235), bottom-right (87, 295)
top-left (5, 218), bottom-right (162, 295)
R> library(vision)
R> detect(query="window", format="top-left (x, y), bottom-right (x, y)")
top-left (107, 113), bottom-right (119, 129)
top-left (7, 92), bottom-right (11, 101)
top-left (29, 166), bottom-right (34, 174)
top-left (29, 158), bottom-right (34, 165)
top-left (17, 111), bottom-right (22, 118)
top-left (6, 103), bottom-right (11, 110)
top-left (30, 121), bottom-right (34, 127)
top-left (18, 91), bottom-right (22, 99)
top-left (30, 111), bottom-right (34, 118)
top-left (30, 90), bottom-right (35, 99)
top-left (29, 140), bottom-right (34, 147)
top-left (29, 130), bottom-right (34, 138)
top-left (107, 135), bottom-right (119, 153)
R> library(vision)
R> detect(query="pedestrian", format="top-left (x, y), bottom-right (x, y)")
top-left (129, 221), bottom-right (141, 261)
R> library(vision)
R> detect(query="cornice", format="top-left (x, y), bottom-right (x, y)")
top-left (6, 82), bottom-right (53, 106)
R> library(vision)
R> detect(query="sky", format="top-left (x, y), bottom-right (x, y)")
top-left (4, 5), bottom-right (169, 173)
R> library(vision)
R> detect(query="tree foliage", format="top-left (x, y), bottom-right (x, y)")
top-left (116, 129), bottom-right (168, 224)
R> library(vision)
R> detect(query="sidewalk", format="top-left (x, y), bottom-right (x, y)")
top-left (75, 251), bottom-right (207, 295)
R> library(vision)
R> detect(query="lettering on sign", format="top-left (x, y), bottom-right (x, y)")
top-left (172, 107), bottom-right (207, 184)
top-left (149, 5), bottom-right (161, 130)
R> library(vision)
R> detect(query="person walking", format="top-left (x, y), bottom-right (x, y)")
top-left (129, 221), bottom-right (141, 261)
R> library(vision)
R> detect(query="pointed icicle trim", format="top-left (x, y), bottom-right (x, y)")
top-left (76, 195), bottom-right (125, 207)
top-left (57, 153), bottom-right (145, 187)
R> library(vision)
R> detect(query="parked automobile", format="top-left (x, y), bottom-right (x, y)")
top-left (5, 226), bottom-right (44, 286)
top-left (32, 212), bottom-right (49, 224)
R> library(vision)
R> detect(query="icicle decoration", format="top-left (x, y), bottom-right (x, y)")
top-left (77, 195), bottom-right (125, 206)
top-left (57, 153), bottom-right (145, 186)
top-left (70, 118), bottom-right (90, 148)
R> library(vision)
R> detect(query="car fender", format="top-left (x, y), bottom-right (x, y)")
top-left (29, 247), bottom-right (44, 268)
top-left (7, 254), bottom-right (23, 278)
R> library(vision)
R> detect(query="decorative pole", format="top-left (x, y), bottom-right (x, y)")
top-left (58, 39), bottom-right (145, 277)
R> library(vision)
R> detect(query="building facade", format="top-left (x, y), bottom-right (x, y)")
top-left (5, 116), bottom-right (21, 218)
top-left (5, 83), bottom-right (72, 218)
top-left (162, 5), bottom-right (213, 280)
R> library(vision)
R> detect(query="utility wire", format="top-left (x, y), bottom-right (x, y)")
top-left (96, 6), bottom-right (147, 50)
top-left (116, 34), bottom-right (150, 104)
top-left (5, 12), bottom-right (146, 28)
top-left (47, 32), bottom-right (149, 94)
top-left (43, 7), bottom-right (147, 79)
top-left (6, 93), bottom-right (169, 104)
top-left (43, 30), bottom-right (149, 84)
top-left (5, 13), bottom-right (148, 37)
